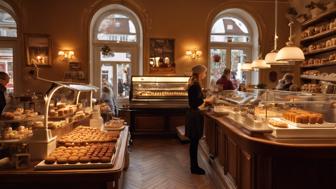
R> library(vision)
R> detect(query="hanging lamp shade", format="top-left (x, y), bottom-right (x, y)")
top-left (265, 50), bottom-right (290, 65)
top-left (275, 44), bottom-right (305, 62)
top-left (251, 58), bottom-right (270, 69)
top-left (241, 63), bottom-right (252, 71)
top-left (276, 21), bottom-right (305, 62)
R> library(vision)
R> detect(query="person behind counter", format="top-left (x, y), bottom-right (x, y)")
top-left (185, 64), bottom-right (208, 175)
top-left (216, 68), bottom-right (235, 90)
top-left (101, 86), bottom-right (118, 116)
top-left (231, 71), bottom-right (240, 89)
top-left (276, 73), bottom-right (294, 91)
top-left (0, 72), bottom-right (9, 114)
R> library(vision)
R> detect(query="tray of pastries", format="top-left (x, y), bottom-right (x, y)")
top-left (0, 126), bottom-right (33, 142)
top-left (34, 141), bottom-right (120, 170)
top-left (268, 117), bottom-right (336, 138)
top-left (48, 103), bottom-right (78, 119)
top-left (104, 118), bottom-right (125, 131)
top-left (1, 108), bottom-right (43, 122)
top-left (57, 126), bottom-right (120, 146)
top-left (281, 108), bottom-right (336, 128)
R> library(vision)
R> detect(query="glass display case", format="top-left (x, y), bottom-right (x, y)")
top-left (211, 89), bottom-right (336, 138)
top-left (130, 76), bottom-right (189, 102)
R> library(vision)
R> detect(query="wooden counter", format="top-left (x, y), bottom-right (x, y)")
top-left (0, 127), bottom-right (130, 189)
top-left (202, 112), bottom-right (336, 189)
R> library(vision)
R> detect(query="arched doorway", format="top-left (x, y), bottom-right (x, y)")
top-left (90, 4), bottom-right (143, 103)
top-left (0, 1), bottom-right (18, 93)
top-left (209, 8), bottom-right (259, 86)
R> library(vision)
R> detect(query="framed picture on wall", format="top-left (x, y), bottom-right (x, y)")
top-left (149, 38), bottom-right (175, 74)
top-left (24, 34), bottom-right (52, 66)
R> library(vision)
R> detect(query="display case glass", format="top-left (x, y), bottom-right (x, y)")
top-left (211, 89), bottom-right (336, 138)
top-left (130, 76), bottom-right (189, 101)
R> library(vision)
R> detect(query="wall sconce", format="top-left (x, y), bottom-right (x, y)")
top-left (186, 49), bottom-right (202, 60)
top-left (58, 50), bottom-right (75, 61)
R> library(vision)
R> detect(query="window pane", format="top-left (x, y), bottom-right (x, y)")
top-left (210, 48), bottom-right (226, 84)
top-left (101, 64), bottom-right (113, 90)
top-left (231, 49), bottom-right (247, 82)
top-left (97, 13), bottom-right (136, 42)
top-left (0, 48), bottom-right (13, 93)
top-left (117, 64), bottom-right (130, 99)
top-left (0, 9), bottom-right (17, 37)
top-left (210, 17), bottom-right (249, 43)
top-left (100, 51), bottom-right (131, 62)
top-left (210, 35), bottom-right (249, 43)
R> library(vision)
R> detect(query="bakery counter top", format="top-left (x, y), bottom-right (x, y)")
top-left (202, 111), bottom-right (336, 189)
top-left (0, 127), bottom-right (130, 189)
top-left (129, 101), bottom-right (188, 109)
top-left (204, 111), bottom-right (336, 149)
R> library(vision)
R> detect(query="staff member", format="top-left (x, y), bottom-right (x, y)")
top-left (0, 72), bottom-right (9, 114)
top-left (185, 64), bottom-right (207, 175)
top-left (276, 73), bottom-right (294, 91)
top-left (216, 68), bottom-right (235, 90)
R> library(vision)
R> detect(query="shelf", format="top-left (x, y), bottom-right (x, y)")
top-left (301, 60), bottom-right (336, 68)
top-left (301, 29), bottom-right (336, 43)
top-left (302, 8), bottom-right (336, 28)
top-left (0, 135), bottom-right (32, 143)
top-left (301, 75), bottom-right (336, 83)
top-left (304, 46), bottom-right (336, 56)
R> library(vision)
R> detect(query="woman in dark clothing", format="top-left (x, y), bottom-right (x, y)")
top-left (0, 72), bottom-right (9, 114)
top-left (185, 64), bottom-right (207, 175)
top-left (216, 68), bottom-right (235, 90)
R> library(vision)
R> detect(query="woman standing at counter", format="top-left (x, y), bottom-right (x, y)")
top-left (185, 64), bottom-right (207, 175)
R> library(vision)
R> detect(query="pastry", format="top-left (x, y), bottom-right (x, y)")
top-left (90, 157), bottom-right (100, 163)
top-left (57, 157), bottom-right (68, 164)
top-left (68, 156), bottom-right (79, 164)
top-left (269, 119), bottom-right (288, 128)
top-left (57, 103), bottom-right (66, 109)
top-left (44, 157), bottom-right (56, 164)
top-left (2, 112), bottom-right (14, 120)
top-left (79, 156), bottom-right (90, 163)
top-left (49, 110), bottom-right (57, 117)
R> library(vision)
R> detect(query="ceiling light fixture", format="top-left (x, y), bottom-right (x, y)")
top-left (265, 0), bottom-right (290, 65)
top-left (275, 21), bottom-right (305, 62)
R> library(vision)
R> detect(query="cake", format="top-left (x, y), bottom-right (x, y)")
top-left (282, 108), bottom-right (324, 124)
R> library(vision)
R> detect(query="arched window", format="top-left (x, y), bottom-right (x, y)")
top-left (90, 5), bottom-right (142, 103)
top-left (97, 13), bottom-right (137, 42)
top-left (209, 9), bottom-right (259, 87)
top-left (0, 3), bottom-right (17, 93)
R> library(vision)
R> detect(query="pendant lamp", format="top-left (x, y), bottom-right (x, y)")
top-left (276, 21), bottom-right (305, 62)
top-left (252, 57), bottom-right (271, 69)
top-left (241, 63), bottom-right (252, 71)
top-left (265, 0), bottom-right (289, 65)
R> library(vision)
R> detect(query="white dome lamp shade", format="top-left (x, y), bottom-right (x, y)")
top-left (276, 21), bottom-right (305, 62)
top-left (265, 50), bottom-right (290, 65)
top-left (241, 63), bottom-right (252, 71)
top-left (252, 58), bottom-right (271, 70)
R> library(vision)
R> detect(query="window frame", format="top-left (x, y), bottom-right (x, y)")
top-left (209, 14), bottom-right (254, 85)
top-left (93, 10), bottom-right (140, 44)
top-left (0, 4), bottom-right (18, 94)
top-left (90, 5), bottom-right (143, 104)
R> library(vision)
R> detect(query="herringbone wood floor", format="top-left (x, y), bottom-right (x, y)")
top-left (122, 137), bottom-right (217, 189)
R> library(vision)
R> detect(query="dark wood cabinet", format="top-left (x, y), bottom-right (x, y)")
top-left (130, 105), bottom-right (188, 135)
top-left (202, 112), bottom-right (336, 189)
